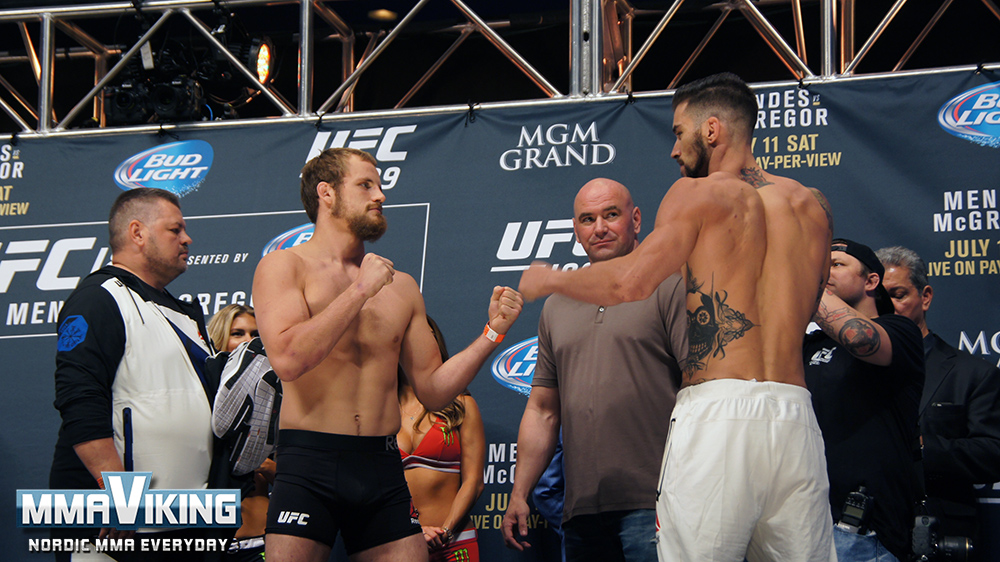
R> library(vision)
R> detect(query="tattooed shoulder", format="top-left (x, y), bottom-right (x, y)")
top-left (739, 167), bottom-right (773, 189)
top-left (809, 187), bottom-right (834, 231)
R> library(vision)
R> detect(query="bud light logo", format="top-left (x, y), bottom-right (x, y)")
top-left (938, 81), bottom-right (1000, 148)
top-left (262, 223), bottom-right (314, 256)
top-left (491, 336), bottom-right (538, 396)
top-left (113, 140), bottom-right (214, 194)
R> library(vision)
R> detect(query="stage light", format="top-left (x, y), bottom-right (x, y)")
top-left (368, 9), bottom-right (398, 22)
top-left (102, 11), bottom-right (272, 125)
top-left (225, 34), bottom-right (275, 84)
top-left (251, 36), bottom-right (273, 83)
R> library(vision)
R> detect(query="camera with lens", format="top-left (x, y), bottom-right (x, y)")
top-left (911, 514), bottom-right (973, 561)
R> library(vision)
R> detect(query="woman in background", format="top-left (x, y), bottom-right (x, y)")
top-left (207, 304), bottom-right (271, 562)
top-left (398, 317), bottom-right (486, 562)
top-left (207, 303), bottom-right (257, 354)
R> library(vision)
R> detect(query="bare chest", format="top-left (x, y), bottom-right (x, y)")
top-left (303, 269), bottom-right (412, 349)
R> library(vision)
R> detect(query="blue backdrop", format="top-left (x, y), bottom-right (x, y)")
top-left (3, 68), bottom-right (1000, 560)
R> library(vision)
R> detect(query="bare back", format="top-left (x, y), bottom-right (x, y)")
top-left (253, 243), bottom-right (430, 437)
top-left (666, 170), bottom-right (831, 387)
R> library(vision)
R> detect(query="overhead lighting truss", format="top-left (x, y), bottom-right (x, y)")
top-left (0, 0), bottom-right (998, 135)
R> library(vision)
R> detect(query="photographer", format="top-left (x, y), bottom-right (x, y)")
top-left (879, 246), bottom-right (1000, 559)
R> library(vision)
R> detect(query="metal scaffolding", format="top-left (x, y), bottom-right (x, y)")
top-left (1, 0), bottom-right (999, 136)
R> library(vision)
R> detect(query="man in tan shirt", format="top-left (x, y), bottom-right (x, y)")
top-left (519, 73), bottom-right (836, 562)
top-left (253, 147), bottom-right (523, 562)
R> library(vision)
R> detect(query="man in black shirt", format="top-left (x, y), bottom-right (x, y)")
top-left (804, 239), bottom-right (924, 562)
top-left (878, 245), bottom-right (1000, 556)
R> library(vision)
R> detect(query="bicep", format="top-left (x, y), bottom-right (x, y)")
top-left (251, 253), bottom-right (310, 347)
top-left (618, 186), bottom-right (702, 298)
top-left (398, 283), bottom-right (442, 386)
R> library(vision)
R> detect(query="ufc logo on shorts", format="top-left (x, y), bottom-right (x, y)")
top-left (276, 511), bottom-right (310, 525)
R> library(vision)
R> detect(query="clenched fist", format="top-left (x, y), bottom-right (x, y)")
top-left (517, 261), bottom-right (554, 302)
top-left (356, 253), bottom-right (395, 299)
top-left (487, 286), bottom-right (524, 337)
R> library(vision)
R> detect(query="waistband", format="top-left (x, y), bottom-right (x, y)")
top-left (278, 429), bottom-right (399, 452)
top-left (677, 378), bottom-right (812, 404)
top-left (228, 536), bottom-right (264, 552)
top-left (454, 529), bottom-right (477, 543)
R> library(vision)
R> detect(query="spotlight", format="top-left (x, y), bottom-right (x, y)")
top-left (104, 80), bottom-right (151, 125)
top-left (150, 76), bottom-right (204, 121)
top-left (227, 35), bottom-right (275, 83)
top-left (252, 37), bottom-right (274, 83)
top-left (368, 9), bottom-right (398, 22)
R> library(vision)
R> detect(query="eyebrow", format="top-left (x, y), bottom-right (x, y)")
top-left (578, 205), bottom-right (621, 219)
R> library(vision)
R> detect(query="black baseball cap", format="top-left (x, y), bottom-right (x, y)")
top-left (831, 238), bottom-right (895, 316)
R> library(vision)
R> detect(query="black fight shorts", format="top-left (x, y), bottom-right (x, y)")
top-left (265, 429), bottom-right (421, 555)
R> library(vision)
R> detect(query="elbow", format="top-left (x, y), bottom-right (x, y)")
top-left (420, 397), bottom-right (451, 413)
top-left (412, 387), bottom-right (450, 413)
top-left (269, 356), bottom-right (307, 382)
top-left (615, 280), bottom-right (653, 304)
top-left (465, 469), bottom-right (485, 501)
top-left (610, 263), bottom-right (656, 304)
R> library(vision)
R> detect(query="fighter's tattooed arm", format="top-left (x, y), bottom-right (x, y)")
top-left (739, 167), bottom-right (773, 189)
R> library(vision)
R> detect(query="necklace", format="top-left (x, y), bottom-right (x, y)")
top-left (401, 404), bottom-right (423, 421)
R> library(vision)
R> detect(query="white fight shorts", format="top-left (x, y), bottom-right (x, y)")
top-left (656, 379), bottom-right (837, 562)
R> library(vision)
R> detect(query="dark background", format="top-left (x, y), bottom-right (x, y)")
top-left (2, 0), bottom-right (999, 132)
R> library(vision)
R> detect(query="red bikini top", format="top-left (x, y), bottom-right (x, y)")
top-left (400, 417), bottom-right (461, 473)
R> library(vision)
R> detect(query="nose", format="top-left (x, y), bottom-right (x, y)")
top-left (180, 230), bottom-right (193, 246)
top-left (670, 140), bottom-right (681, 159)
top-left (593, 217), bottom-right (609, 235)
top-left (373, 186), bottom-right (386, 204)
top-left (229, 334), bottom-right (253, 352)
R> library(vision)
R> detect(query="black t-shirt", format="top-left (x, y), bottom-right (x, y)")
top-left (803, 313), bottom-right (924, 561)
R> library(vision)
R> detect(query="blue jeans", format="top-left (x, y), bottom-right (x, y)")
top-left (562, 509), bottom-right (656, 562)
top-left (833, 525), bottom-right (901, 562)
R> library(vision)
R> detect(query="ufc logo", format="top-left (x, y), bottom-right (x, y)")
top-left (276, 511), bottom-right (310, 525)
top-left (306, 126), bottom-right (418, 163)
top-left (496, 220), bottom-right (585, 261)
top-left (0, 237), bottom-right (108, 293)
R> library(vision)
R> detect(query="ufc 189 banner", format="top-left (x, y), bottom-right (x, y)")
top-left (3, 68), bottom-right (1000, 560)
